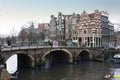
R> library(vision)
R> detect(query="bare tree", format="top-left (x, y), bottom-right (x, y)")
top-left (28, 22), bottom-right (37, 45)
top-left (18, 22), bottom-right (38, 46)
top-left (18, 27), bottom-right (28, 46)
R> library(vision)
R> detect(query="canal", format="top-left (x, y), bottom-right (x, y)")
top-left (17, 61), bottom-right (116, 80)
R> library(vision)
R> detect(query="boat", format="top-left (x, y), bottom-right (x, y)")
top-left (114, 53), bottom-right (120, 58)
top-left (104, 69), bottom-right (120, 80)
top-left (107, 53), bottom-right (120, 64)
top-left (104, 68), bottom-right (120, 79)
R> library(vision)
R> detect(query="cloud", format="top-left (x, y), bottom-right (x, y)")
top-left (109, 16), bottom-right (120, 31)
top-left (114, 21), bottom-right (120, 32)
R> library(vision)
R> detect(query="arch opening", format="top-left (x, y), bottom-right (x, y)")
top-left (17, 54), bottom-right (33, 69)
top-left (43, 50), bottom-right (72, 65)
top-left (6, 54), bottom-right (33, 73)
top-left (79, 50), bottom-right (91, 61)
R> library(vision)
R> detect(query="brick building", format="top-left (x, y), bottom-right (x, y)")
top-left (71, 10), bottom-right (114, 48)
top-left (46, 10), bottom-right (114, 48)
top-left (38, 23), bottom-right (49, 43)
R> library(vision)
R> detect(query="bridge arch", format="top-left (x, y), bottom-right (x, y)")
top-left (17, 54), bottom-right (35, 68)
top-left (78, 49), bottom-right (92, 61)
top-left (5, 53), bottom-right (35, 69)
top-left (42, 49), bottom-right (73, 63)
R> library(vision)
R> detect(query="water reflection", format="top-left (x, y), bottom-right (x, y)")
top-left (44, 59), bottom-right (52, 69)
top-left (17, 62), bottom-right (114, 80)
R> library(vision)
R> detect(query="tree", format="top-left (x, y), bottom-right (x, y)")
top-left (18, 27), bottom-right (28, 46)
top-left (6, 36), bottom-right (11, 46)
top-left (18, 22), bottom-right (38, 46)
top-left (28, 22), bottom-right (37, 44)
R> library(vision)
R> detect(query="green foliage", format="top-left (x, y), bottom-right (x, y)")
top-left (103, 50), bottom-right (116, 60)
top-left (73, 42), bottom-right (78, 46)
top-left (59, 40), bottom-right (66, 46)
top-left (48, 40), bottom-right (53, 46)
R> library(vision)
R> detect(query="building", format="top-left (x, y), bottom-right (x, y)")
top-left (64, 13), bottom-right (80, 46)
top-left (116, 31), bottom-right (120, 49)
top-left (49, 15), bottom-right (57, 41)
top-left (49, 12), bottom-right (66, 45)
top-left (74, 10), bottom-right (102, 47)
top-left (101, 10), bottom-right (109, 48)
top-left (108, 22), bottom-right (114, 48)
top-left (38, 23), bottom-right (49, 43)
top-left (48, 10), bottom-right (114, 48)
top-left (73, 10), bottom-right (114, 48)
top-left (56, 12), bottom-right (65, 41)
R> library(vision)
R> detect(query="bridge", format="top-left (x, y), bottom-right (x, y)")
top-left (1, 46), bottom-right (104, 68)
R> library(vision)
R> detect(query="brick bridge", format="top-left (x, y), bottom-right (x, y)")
top-left (1, 46), bottom-right (104, 68)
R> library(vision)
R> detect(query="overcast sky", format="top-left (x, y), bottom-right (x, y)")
top-left (0, 0), bottom-right (120, 36)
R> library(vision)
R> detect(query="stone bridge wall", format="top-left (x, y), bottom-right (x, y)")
top-left (1, 47), bottom-right (104, 68)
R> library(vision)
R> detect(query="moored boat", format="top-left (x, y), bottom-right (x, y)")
top-left (104, 69), bottom-right (120, 79)
top-left (107, 53), bottom-right (120, 64)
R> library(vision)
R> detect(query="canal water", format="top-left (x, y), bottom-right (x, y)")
top-left (17, 61), bottom-right (118, 80)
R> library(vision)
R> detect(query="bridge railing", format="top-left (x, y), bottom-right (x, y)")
top-left (1, 45), bottom-right (103, 52)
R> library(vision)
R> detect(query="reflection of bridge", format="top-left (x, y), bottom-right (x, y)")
top-left (1, 46), bottom-right (104, 68)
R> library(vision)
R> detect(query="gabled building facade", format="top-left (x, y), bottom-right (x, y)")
top-left (108, 22), bottom-right (114, 48)
top-left (56, 12), bottom-right (65, 41)
top-left (49, 15), bottom-right (57, 41)
top-left (38, 23), bottom-right (49, 43)
top-left (74, 10), bottom-right (102, 47)
top-left (73, 10), bottom-right (114, 48)
top-left (47, 10), bottom-right (114, 48)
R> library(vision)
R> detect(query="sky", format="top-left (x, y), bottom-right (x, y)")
top-left (0, 0), bottom-right (120, 36)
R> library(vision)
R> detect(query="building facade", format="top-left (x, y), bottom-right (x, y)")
top-left (72, 10), bottom-right (114, 48)
top-left (116, 31), bottom-right (120, 49)
top-left (38, 23), bottom-right (49, 43)
top-left (47, 10), bottom-right (114, 48)
top-left (108, 22), bottom-right (114, 48)
top-left (56, 12), bottom-right (65, 41)
top-left (74, 10), bottom-right (102, 47)
top-left (49, 15), bottom-right (57, 41)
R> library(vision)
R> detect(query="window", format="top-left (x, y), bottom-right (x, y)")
top-left (84, 18), bottom-right (86, 21)
top-left (73, 37), bottom-right (75, 40)
top-left (88, 24), bottom-right (91, 27)
top-left (88, 29), bottom-right (92, 34)
top-left (79, 29), bottom-right (83, 34)
top-left (84, 24), bottom-right (87, 27)
top-left (84, 30), bottom-right (86, 33)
